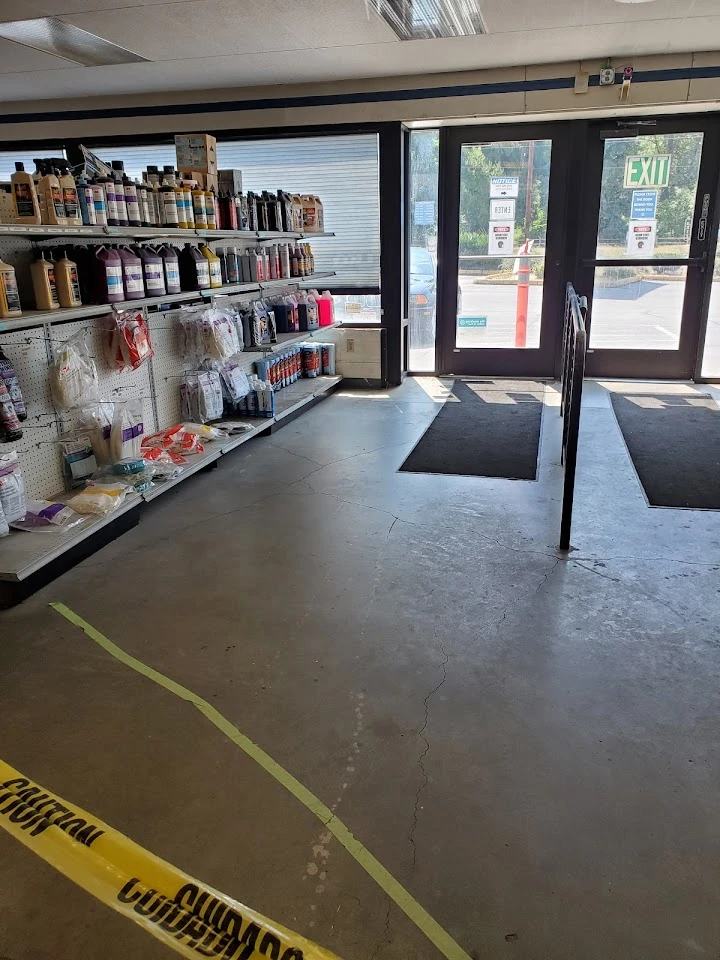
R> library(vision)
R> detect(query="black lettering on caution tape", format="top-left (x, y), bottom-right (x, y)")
top-left (0, 777), bottom-right (104, 846)
top-left (118, 879), bottom-right (307, 960)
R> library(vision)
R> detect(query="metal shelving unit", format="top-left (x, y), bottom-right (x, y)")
top-left (0, 224), bottom-right (335, 242)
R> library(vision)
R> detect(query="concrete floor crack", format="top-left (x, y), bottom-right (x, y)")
top-left (409, 633), bottom-right (449, 871)
top-left (369, 899), bottom-right (393, 960)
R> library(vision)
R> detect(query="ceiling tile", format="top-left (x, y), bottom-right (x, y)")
top-left (0, 35), bottom-right (77, 72)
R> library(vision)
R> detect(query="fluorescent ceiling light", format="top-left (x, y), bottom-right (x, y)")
top-left (0, 17), bottom-right (148, 66)
top-left (371, 0), bottom-right (487, 40)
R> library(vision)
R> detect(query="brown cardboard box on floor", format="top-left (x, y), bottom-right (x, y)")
top-left (175, 134), bottom-right (217, 176)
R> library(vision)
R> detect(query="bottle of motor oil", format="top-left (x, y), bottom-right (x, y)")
top-left (179, 243), bottom-right (210, 291)
top-left (181, 179), bottom-right (195, 227)
top-left (30, 251), bottom-right (60, 310)
top-left (54, 250), bottom-right (83, 308)
top-left (0, 258), bottom-right (22, 319)
top-left (11, 162), bottom-right (41, 225)
top-left (0, 347), bottom-right (27, 420)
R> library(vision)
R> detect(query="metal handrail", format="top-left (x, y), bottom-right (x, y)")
top-left (559, 283), bottom-right (588, 551)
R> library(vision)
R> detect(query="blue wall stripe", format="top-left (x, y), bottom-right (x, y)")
top-left (1, 64), bottom-right (719, 127)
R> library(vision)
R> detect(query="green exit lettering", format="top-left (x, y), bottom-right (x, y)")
top-left (624, 155), bottom-right (671, 189)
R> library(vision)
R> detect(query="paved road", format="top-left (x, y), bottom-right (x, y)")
top-left (409, 275), bottom-right (720, 375)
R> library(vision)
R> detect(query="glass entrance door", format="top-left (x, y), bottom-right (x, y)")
top-left (436, 123), bottom-right (570, 377)
top-left (578, 119), bottom-right (720, 379)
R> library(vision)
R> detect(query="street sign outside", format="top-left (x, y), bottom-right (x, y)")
top-left (624, 155), bottom-right (671, 189)
top-left (630, 190), bottom-right (658, 220)
top-left (458, 316), bottom-right (488, 328)
top-left (490, 199), bottom-right (516, 221)
top-left (488, 221), bottom-right (514, 255)
top-left (489, 177), bottom-right (519, 198)
top-left (626, 219), bottom-right (657, 257)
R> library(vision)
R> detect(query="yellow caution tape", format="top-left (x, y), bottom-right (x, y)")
top-left (0, 758), bottom-right (341, 960)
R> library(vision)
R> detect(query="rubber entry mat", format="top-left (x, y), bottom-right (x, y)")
top-left (611, 391), bottom-right (720, 508)
top-left (400, 379), bottom-right (544, 480)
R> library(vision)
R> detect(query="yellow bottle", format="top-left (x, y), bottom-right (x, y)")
top-left (174, 173), bottom-right (188, 229)
top-left (54, 250), bottom-right (82, 308)
top-left (200, 244), bottom-right (222, 288)
top-left (10, 162), bottom-right (41, 225)
top-left (0, 258), bottom-right (22, 318)
top-left (192, 183), bottom-right (208, 228)
top-left (30, 251), bottom-right (60, 311)
top-left (205, 189), bottom-right (216, 230)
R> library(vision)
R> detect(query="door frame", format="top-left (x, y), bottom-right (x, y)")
top-left (575, 115), bottom-right (720, 381)
top-left (435, 120), bottom-right (576, 377)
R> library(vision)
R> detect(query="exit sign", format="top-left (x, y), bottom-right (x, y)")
top-left (624, 155), bottom-right (671, 189)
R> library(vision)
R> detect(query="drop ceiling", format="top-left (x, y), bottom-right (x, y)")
top-left (0, 0), bottom-right (718, 103)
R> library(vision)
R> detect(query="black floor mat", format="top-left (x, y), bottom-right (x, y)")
top-left (400, 379), bottom-right (544, 480)
top-left (611, 390), bottom-right (720, 509)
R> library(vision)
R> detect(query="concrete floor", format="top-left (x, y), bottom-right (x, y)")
top-left (1, 377), bottom-right (720, 960)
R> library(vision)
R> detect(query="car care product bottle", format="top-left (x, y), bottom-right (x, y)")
top-left (11, 163), bottom-right (41, 225)
top-left (200, 243), bottom-right (222, 288)
top-left (0, 258), bottom-right (22, 319)
top-left (205, 188), bottom-right (217, 230)
top-left (133, 245), bottom-right (165, 297)
top-left (226, 246), bottom-right (240, 284)
top-left (0, 347), bottom-right (27, 420)
top-left (117, 245), bottom-right (144, 300)
top-left (91, 246), bottom-right (124, 304)
top-left (77, 175), bottom-right (97, 226)
top-left (57, 161), bottom-right (81, 225)
top-left (157, 244), bottom-right (181, 295)
top-left (179, 243), bottom-right (210, 291)
top-left (122, 171), bottom-right (141, 228)
top-left (192, 181), bottom-right (208, 228)
top-left (54, 250), bottom-right (82, 308)
top-left (30, 251), bottom-right (60, 310)
top-left (92, 176), bottom-right (110, 226)
top-left (110, 162), bottom-right (129, 226)
top-left (35, 161), bottom-right (66, 226)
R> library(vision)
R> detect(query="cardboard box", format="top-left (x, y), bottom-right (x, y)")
top-left (175, 134), bottom-right (217, 175)
top-left (180, 171), bottom-right (218, 193)
top-left (218, 169), bottom-right (243, 194)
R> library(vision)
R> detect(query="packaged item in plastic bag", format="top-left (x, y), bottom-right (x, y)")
top-left (11, 500), bottom-right (85, 533)
top-left (67, 481), bottom-right (128, 516)
top-left (0, 451), bottom-right (26, 525)
top-left (202, 306), bottom-right (240, 361)
top-left (142, 425), bottom-right (205, 457)
top-left (77, 403), bottom-right (114, 465)
top-left (215, 354), bottom-right (250, 404)
top-left (60, 435), bottom-right (97, 489)
top-left (109, 400), bottom-right (144, 462)
top-left (50, 328), bottom-right (98, 410)
top-left (180, 371), bottom-right (223, 423)
top-left (181, 422), bottom-right (225, 441)
top-left (105, 308), bottom-right (153, 372)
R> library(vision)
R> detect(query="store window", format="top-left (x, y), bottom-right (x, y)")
top-left (0, 149), bottom-right (66, 180)
top-left (409, 130), bottom-right (440, 371)
top-left (88, 134), bottom-right (380, 304)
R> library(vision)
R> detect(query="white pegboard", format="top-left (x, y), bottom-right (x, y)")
top-left (0, 323), bottom-right (62, 499)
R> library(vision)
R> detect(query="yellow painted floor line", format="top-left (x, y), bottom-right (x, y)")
top-left (50, 601), bottom-right (471, 960)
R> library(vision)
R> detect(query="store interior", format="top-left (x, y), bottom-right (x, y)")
top-left (1, 2), bottom-right (720, 960)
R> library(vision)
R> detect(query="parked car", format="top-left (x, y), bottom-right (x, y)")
top-left (409, 246), bottom-right (462, 347)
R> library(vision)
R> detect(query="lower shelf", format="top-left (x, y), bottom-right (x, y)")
top-left (0, 375), bottom-right (341, 584)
